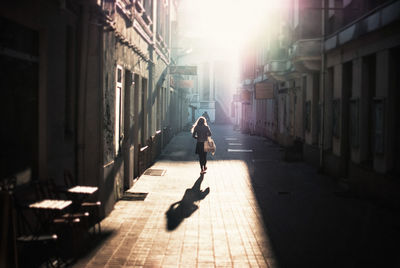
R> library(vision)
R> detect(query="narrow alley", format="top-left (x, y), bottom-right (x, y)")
top-left (73, 125), bottom-right (399, 268)
top-left (2, 1), bottom-right (400, 267)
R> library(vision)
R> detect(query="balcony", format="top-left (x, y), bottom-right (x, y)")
top-left (266, 60), bottom-right (288, 72)
top-left (291, 38), bottom-right (321, 73)
top-left (265, 60), bottom-right (294, 81)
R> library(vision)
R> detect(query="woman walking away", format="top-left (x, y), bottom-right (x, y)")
top-left (191, 116), bottom-right (212, 174)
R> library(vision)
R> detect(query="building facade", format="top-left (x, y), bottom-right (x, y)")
top-left (237, 0), bottom-right (400, 199)
top-left (1, 0), bottom-right (182, 217)
top-left (322, 0), bottom-right (400, 198)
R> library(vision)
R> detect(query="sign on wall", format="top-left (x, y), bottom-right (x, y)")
top-left (240, 90), bottom-right (251, 103)
top-left (169, 66), bottom-right (197, 75)
top-left (255, 82), bottom-right (274, 99)
top-left (177, 80), bottom-right (194, 89)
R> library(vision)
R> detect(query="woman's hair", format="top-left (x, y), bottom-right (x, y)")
top-left (191, 116), bottom-right (208, 133)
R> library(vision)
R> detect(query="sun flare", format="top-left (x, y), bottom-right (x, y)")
top-left (179, 0), bottom-right (288, 53)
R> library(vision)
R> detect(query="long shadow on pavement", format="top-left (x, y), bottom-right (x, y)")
top-left (165, 126), bottom-right (400, 267)
top-left (165, 174), bottom-right (210, 231)
top-left (64, 230), bottom-right (115, 267)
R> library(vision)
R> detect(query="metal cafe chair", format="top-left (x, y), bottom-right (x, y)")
top-left (63, 170), bottom-right (102, 234)
top-left (1, 176), bottom-right (61, 268)
top-left (33, 179), bottom-right (89, 227)
top-left (32, 178), bottom-right (93, 258)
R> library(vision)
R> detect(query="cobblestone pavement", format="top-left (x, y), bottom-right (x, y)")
top-left (73, 124), bottom-right (400, 268)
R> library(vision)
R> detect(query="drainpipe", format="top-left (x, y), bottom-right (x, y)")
top-left (319, 0), bottom-right (328, 171)
top-left (76, 4), bottom-right (89, 183)
top-left (98, 7), bottom-right (104, 187)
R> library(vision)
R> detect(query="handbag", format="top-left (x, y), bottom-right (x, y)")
top-left (204, 137), bottom-right (216, 155)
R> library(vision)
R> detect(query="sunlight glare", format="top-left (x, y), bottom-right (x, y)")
top-left (179, 0), bottom-right (288, 52)
top-left (178, 0), bottom-right (290, 93)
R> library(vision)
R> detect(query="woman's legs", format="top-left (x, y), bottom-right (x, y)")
top-left (199, 152), bottom-right (207, 170)
top-left (198, 154), bottom-right (203, 169)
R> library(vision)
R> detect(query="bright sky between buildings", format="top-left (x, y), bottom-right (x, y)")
top-left (178, 0), bottom-right (289, 53)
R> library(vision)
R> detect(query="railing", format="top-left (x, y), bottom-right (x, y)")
top-left (326, 0), bottom-right (396, 37)
top-left (150, 131), bottom-right (162, 163)
top-left (265, 60), bottom-right (293, 81)
top-left (266, 60), bottom-right (290, 73)
top-left (291, 38), bottom-right (322, 72)
top-left (137, 127), bottom-right (171, 177)
top-left (138, 145), bottom-right (149, 176)
top-left (291, 38), bottom-right (321, 60)
top-left (162, 126), bottom-right (173, 147)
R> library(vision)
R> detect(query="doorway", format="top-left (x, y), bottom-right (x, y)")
top-left (0, 18), bottom-right (39, 182)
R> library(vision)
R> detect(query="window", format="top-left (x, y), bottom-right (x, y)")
top-left (165, 5), bottom-right (170, 46)
top-left (141, 77), bottom-right (148, 145)
top-left (350, 99), bottom-right (359, 148)
top-left (157, 0), bottom-right (164, 38)
top-left (305, 101), bottom-right (311, 132)
top-left (329, 0), bottom-right (335, 17)
top-left (317, 104), bottom-right (321, 143)
top-left (65, 25), bottom-right (75, 137)
top-left (143, 0), bottom-right (154, 21)
top-left (115, 66), bottom-right (123, 155)
top-left (374, 98), bottom-right (385, 154)
top-left (143, 0), bottom-right (150, 11)
top-left (293, 0), bottom-right (299, 28)
top-left (1, 17), bottom-right (39, 181)
top-left (332, 99), bottom-right (341, 138)
top-left (117, 68), bottom-right (122, 83)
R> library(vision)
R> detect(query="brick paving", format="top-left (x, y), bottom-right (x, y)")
top-left (73, 124), bottom-right (400, 268)
top-left (73, 125), bottom-right (276, 268)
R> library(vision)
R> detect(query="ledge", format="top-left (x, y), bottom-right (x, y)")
top-left (116, 0), bottom-right (133, 26)
top-left (325, 0), bottom-right (400, 51)
top-left (142, 12), bottom-right (152, 26)
top-left (135, 0), bottom-right (144, 13)
top-left (291, 38), bottom-right (321, 72)
top-left (133, 14), bottom-right (153, 44)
